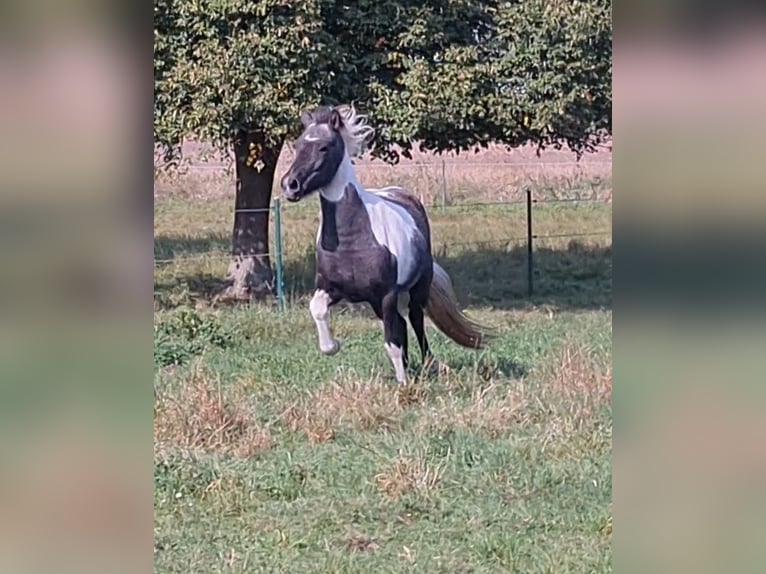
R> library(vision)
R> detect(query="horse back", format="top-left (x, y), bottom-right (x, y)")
top-left (368, 187), bottom-right (432, 251)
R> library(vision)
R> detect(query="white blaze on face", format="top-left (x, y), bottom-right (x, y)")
top-left (303, 123), bottom-right (329, 142)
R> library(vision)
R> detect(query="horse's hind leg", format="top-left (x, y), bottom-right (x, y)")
top-left (310, 288), bottom-right (340, 355)
top-left (382, 290), bottom-right (408, 383)
top-left (408, 274), bottom-right (433, 368)
top-left (408, 304), bottom-right (431, 365)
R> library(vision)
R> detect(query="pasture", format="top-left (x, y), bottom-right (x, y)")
top-left (154, 147), bottom-right (612, 573)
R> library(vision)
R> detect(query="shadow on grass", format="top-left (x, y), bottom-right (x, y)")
top-left (154, 272), bottom-right (225, 306)
top-left (436, 241), bottom-right (612, 311)
top-left (154, 232), bottom-right (230, 261)
top-left (154, 234), bottom-right (611, 312)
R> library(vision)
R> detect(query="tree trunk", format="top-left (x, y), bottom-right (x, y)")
top-left (221, 131), bottom-right (282, 301)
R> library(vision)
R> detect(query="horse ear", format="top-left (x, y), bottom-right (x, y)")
top-left (300, 110), bottom-right (314, 128)
top-left (329, 108), bottom-right (343, 132)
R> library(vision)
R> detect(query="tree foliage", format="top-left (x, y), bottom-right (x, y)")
top-left (154, 0), bottom-right (612, 163)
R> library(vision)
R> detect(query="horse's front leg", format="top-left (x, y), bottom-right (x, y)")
top-left (382, 290), bottom-right (409, 383)
top-left (309, 288), bottom-right (340, 355)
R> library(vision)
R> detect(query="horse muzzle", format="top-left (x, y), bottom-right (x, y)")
top-left (282, 174), bottom-right (303, 202)
top-left (284, 193), bottom-right (302, 203)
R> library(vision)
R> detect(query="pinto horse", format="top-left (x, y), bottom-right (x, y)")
top-left (280, 104), bottom-right (492, 383)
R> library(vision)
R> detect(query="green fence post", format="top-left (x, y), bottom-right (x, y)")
top-left (273, 199), bottom-right (286, 311)
top-left (526, 188), bottom-right (534, 297)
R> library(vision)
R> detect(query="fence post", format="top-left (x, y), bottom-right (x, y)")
top-left (526, 188), bottom-right (534, 297)
top-left (440, 158), bottom-right (447, 211)
top-left (273, 199), bottom-right (286, 311)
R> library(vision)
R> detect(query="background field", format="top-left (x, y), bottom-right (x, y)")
top-left (154, 145), bottom-right (612, 573)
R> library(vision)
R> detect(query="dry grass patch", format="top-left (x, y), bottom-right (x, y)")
top-left (282, 378), bottom-right (409, 443)
top-left (542, 342), bottom-right (612, 431)
top-left (603, 514), bottom-right (613, 537)
top-left (346, 533), bottom-right (381, 553)
top-left (156, 143), bottom-right (612, 205)
top-left (420, 383), bottom-right (530, 438)
top-left (375, 455), bottom-right (445, 499)
top-left (154, 365), bottom-right (272, 457)
top-left (154, 168), bottom-right (233, 200)
top-left (420, 342), bottom-right (611, 440)
top-left (395, 381), bottom-right (428, 407)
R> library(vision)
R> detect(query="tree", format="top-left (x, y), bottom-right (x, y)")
top-left (154, 0), bottom-right (611, 300)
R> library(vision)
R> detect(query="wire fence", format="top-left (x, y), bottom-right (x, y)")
top-left (155, 156), bottom-right (612, 207)
top-left (159, 158), bottom-right (612, 172)
top-left (154, 189), bottom-right (612, 311)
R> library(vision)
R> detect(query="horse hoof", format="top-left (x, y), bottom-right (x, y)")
top-left (320, 339), bottom-right (340, 355)
top-left (423, 359), bottom-right (450, 377)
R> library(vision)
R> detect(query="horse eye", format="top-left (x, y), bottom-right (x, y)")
top-left (318, 145), bottom-right (328, 153)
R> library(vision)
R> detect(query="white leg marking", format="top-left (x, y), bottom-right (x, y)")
top-left (397, 291), bottom-right (410, 319)
top-left (309, 290), bottom-right (340, 355)
top-left (385, 343), bottom-right (407, 383)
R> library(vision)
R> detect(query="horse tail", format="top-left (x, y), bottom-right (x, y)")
top-left (425, 262), bottom-right (495, 349)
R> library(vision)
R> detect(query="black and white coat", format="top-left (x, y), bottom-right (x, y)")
top-left (281, 105), bottom-right (490, 383)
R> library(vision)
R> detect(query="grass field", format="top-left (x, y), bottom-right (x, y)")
top-left (154, 149), bottom-right (612, 573)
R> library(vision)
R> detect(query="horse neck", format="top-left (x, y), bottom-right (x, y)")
top-left (319, 154), bottom-right (361, 202)
top-left (316, 154), bottom-right (367, 247)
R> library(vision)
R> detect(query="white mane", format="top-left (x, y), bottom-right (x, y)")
top-left (335, 104), bottom-right (375, 158)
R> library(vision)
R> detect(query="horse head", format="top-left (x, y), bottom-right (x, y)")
top-left (281, 105), bottom-right (373, 202)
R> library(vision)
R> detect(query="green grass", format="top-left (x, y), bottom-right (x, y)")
top-left (155, 198), bottom-right (611, 311)
top-left (154, 190), bottom-right (612, 573)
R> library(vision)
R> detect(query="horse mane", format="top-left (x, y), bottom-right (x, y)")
top-left (335, 104), bottom-right (375, 157)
